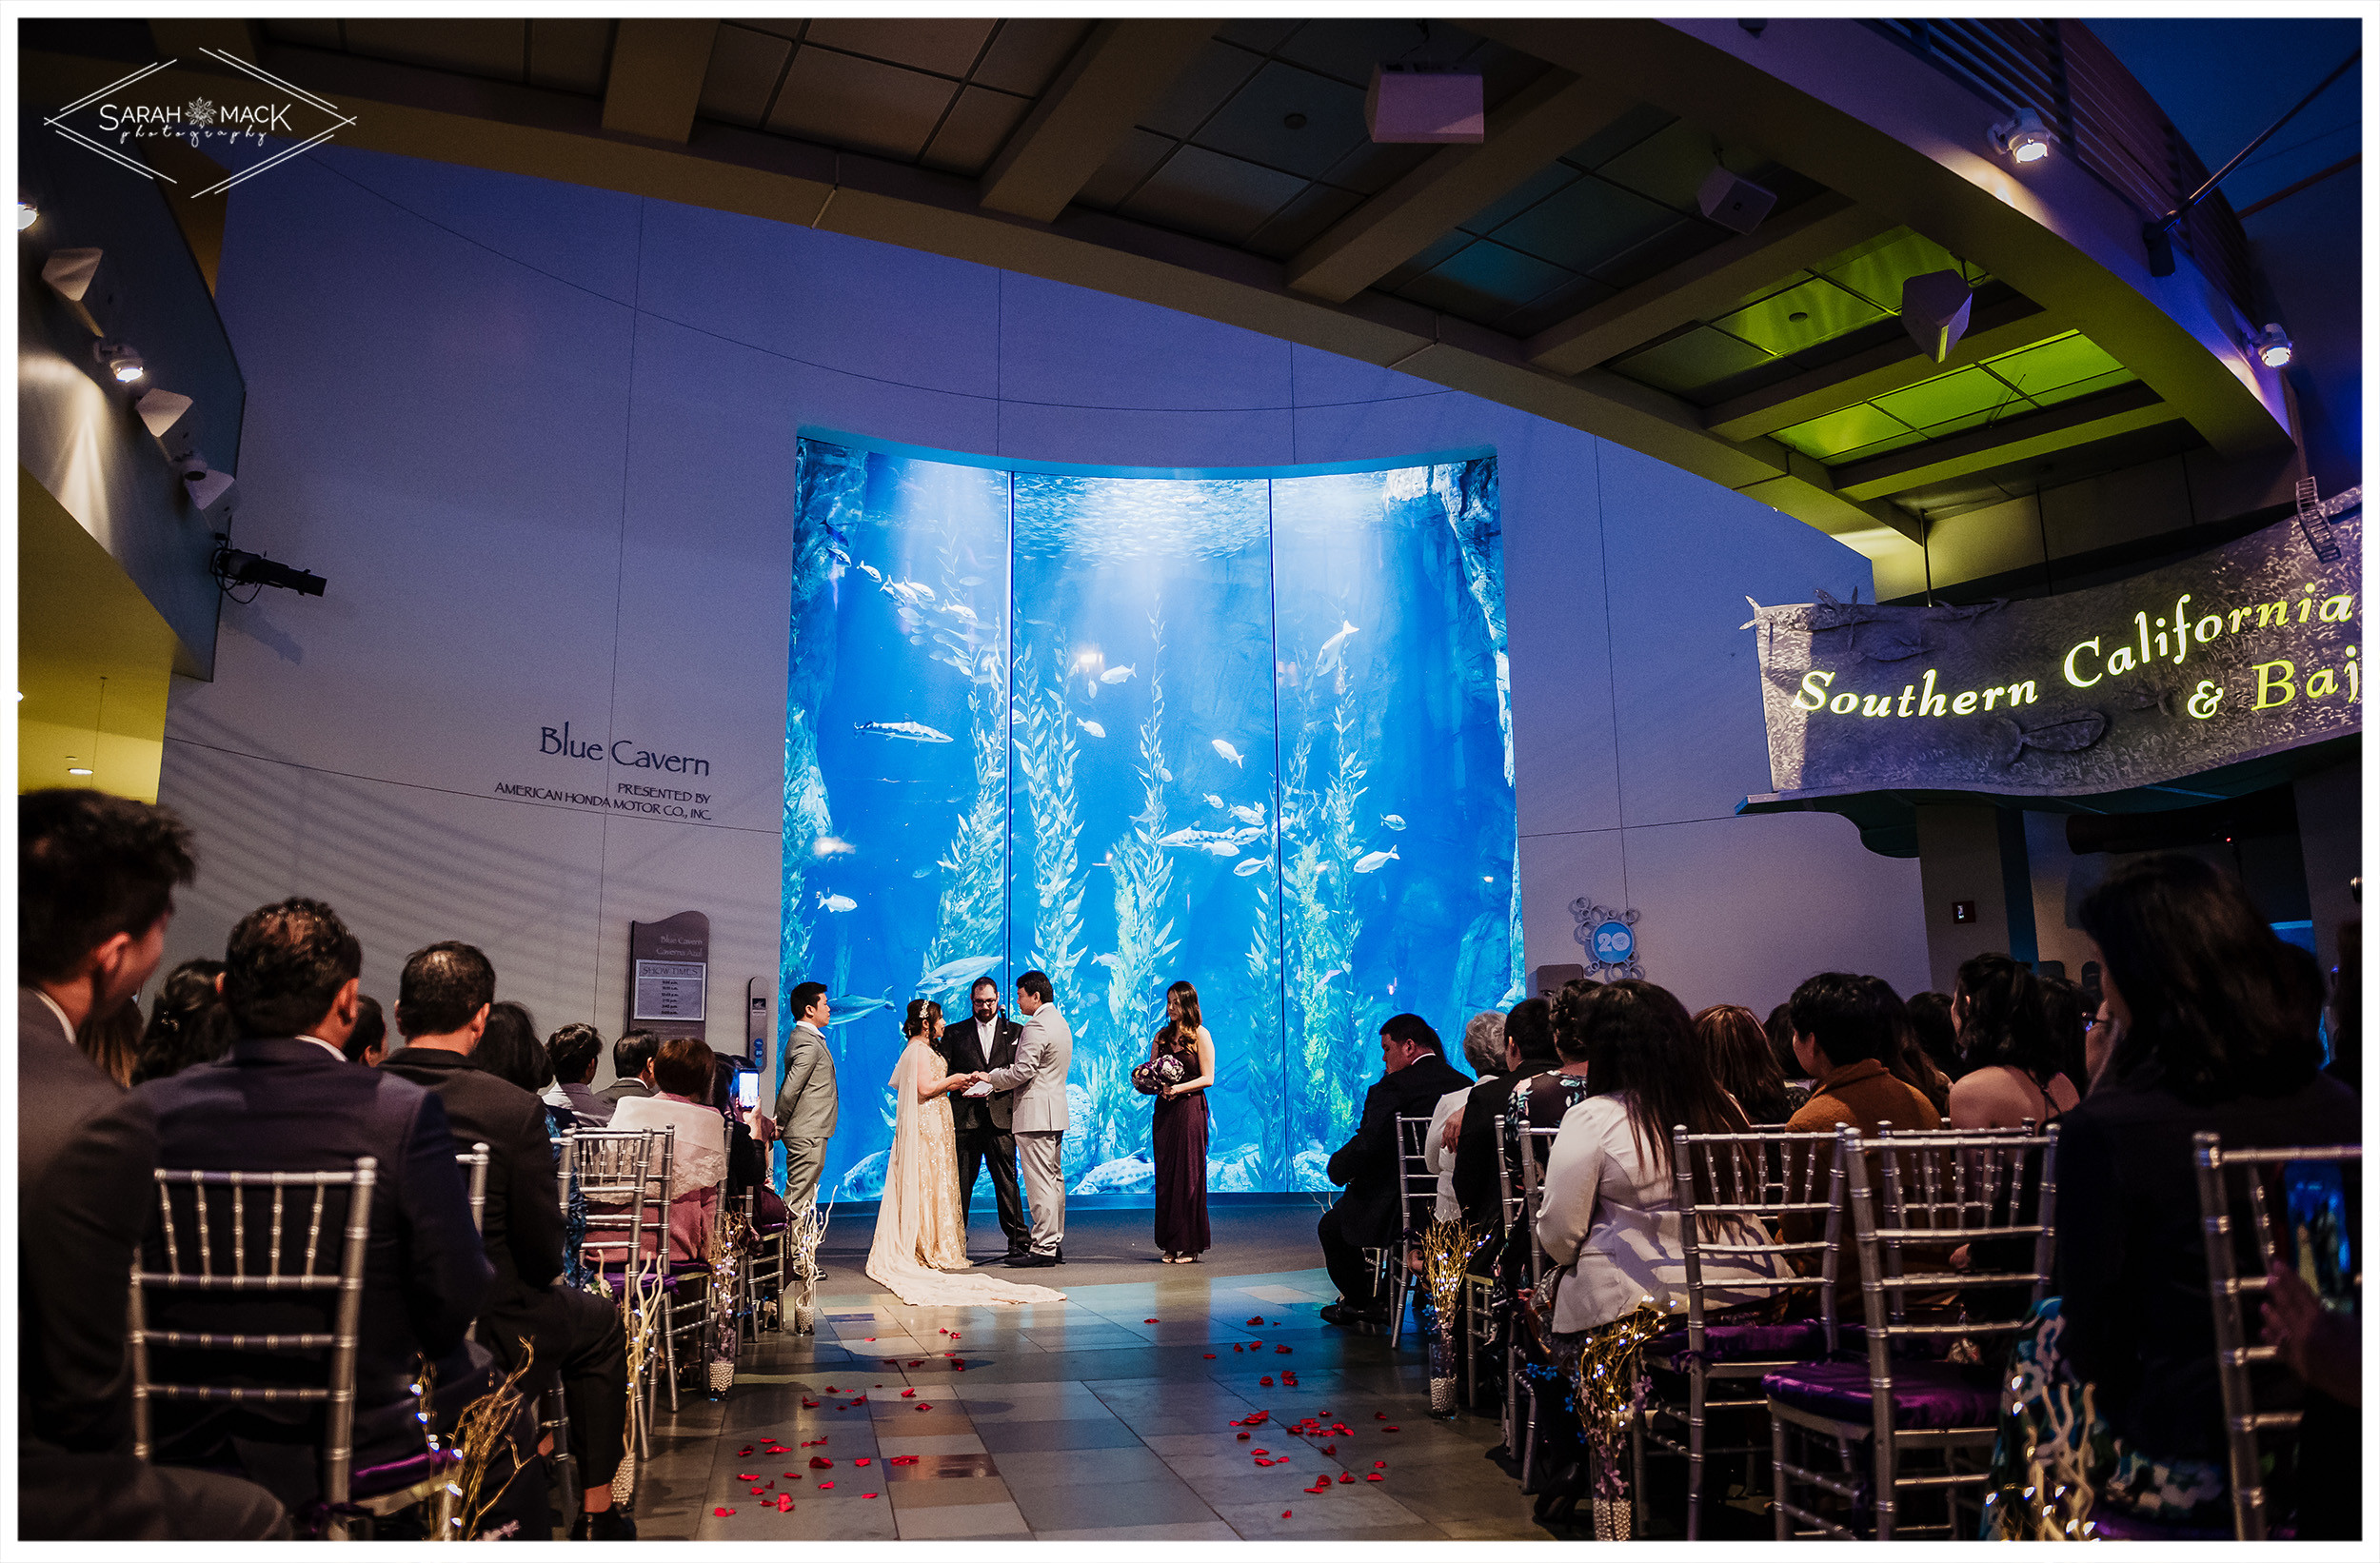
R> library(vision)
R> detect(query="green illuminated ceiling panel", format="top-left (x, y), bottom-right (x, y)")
top-left (1817, 228), bottom-right (1980, 310)
top-left (1768, 329), bottom-right (2138, 465)
top-left (1870, 365), bottom-right (2013, 427)
top-left (1771, 402), bottom-right (1914, 461)
top-left (2030, 367), bottom-right (2139, 407)
top-left (1713, 276), bottom-right (1887, 356)
top-left (1984, 331), bottom-right (2127, 396)
top-left (1609, 325), bottom-right (1774, 395)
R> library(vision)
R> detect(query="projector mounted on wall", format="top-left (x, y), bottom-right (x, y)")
top-left (1365, 67), bottom-right (1484, 143)
top-left (211, 539), bottom-right (327, 599)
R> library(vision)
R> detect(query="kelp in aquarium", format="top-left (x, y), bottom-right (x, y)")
top-left (1088, 606), bottom-right (1177, 1166)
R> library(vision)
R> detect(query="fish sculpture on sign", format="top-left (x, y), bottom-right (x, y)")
top-left (1993, 710), bottom-right (2107, 768)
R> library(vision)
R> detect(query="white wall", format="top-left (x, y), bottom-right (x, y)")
top-left (156, 146), bottom-right (1927, 1078)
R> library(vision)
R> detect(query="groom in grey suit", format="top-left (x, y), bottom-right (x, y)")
top-left (971, 970), bottom-right (1070, 1268)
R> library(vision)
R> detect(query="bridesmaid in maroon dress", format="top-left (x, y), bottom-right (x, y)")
top-left (1151, 980), bottom-right (1217, 1263)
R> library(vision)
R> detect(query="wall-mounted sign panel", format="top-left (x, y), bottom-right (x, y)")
top-left (1746, 498), bottom-right (2359, 803)
top-left (627, 909), bottom-right (709, 1040)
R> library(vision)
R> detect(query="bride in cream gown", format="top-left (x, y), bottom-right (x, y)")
top-left (865, 999), bottom-right (1066, 1306)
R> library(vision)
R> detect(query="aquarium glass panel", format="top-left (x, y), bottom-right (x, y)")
top-left (784, 437), bottom-right (1517, 1199)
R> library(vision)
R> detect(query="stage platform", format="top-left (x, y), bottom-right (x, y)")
top-left (632, 1203), bottom-right (1550, 1542)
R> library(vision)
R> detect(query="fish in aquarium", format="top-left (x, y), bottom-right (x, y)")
top-left (853, 720), bottom-right (953, 743)
top-left (1211, 739), bottom-right (1245, 767)
top-left (920, 955), bottom-right (1002, 994)
top-left (1354, 847), bottom-right (1399, 874)
top-left (812, 835), bottom-right (857, 858)
top-left (824, 991), bottom-right (895, 1026)
top-left (817, 892), bottom-right (857, 913)
top-left (1228, 803), bottom-right (1265, 826)
top-left (1315, 619), bottom-right (1360, 675)
top-left (1232, 859), bottom-right (1266, 877)
top-left (1100, 664), bottom-right (1136, 684)
top-left (1077, 719), bottom-right (1106, 739)
top-left (1202, 793), bottom-right (1224, 809)
top-left (1380, 814), bottom-right (1406, 831)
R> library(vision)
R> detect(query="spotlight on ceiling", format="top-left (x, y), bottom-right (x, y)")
top-left (212, 543), bottom-right (326, 598)
top-left (1696, 167), bottom-right (1777, 233)
top-left (1365, 66), bottom-right (1484, 144)
top-left (2251, 323), bottom-right (2293, 368)
top-left (1900, 269), bottom-right (1975, 363)
top-left (42, 247), bottom-right (102, 301)
top-left (1991, 107), bottom-right (2054, 164)
top-left (95, 341), bottom-right (146, 384)
top-left (17, 198), bottom-right (38, 230)
top-left (68, 764), bottom-right (94, 777)
top-left (176, 453), bottom-right (236, 511)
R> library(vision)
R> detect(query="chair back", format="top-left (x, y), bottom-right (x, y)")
top-left (1671, 1125), bottom-right (1846, 1348)
top-left (454, 1143), bottom-right (491, 1235)
top-left (2192, 1133), bottom-right (2362, 1540)
top-left (1842, 1123), bottom-right (2059, 1344)
top-left (128, 1157), bottom-right (379, 1526)
top-left (1492, 1114), bottom-right (1523, 1237)
top-left (569, 1127), bottom-right (661, 1269)
top-left (1511, 1123), bottom-right (1564, 1289)
top-left (1396, 1114), bottom-right (1437, 1233)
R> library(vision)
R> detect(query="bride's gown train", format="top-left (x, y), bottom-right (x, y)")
top-left (864, 1039), bottom-right (1066, 1306)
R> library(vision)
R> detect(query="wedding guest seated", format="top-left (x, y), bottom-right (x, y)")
top-left (2037, 974), bottom-right (2091, 1098)
top-left (472, 999), bottom-right (575, 1140)
top-left (1423, 1012), bottom-right (1507, 1232)
top-left (600, 1030), bottom-right (661, 1107)
top-left (1946, 953), bottom-right (2078, 1130)
top-left (2056, 855), bottom-right (2360, 1535)
top-left (1318, 1014), bottom-right (1470, 1328)
top-left (1452, 996), bottom-right (1558, 1234)
top-left (129, 957), bottom-right (228, 1085)
top-left (1904, 989), bottom-right (1962, 1085)
top-left (380, 945), bottom-right (633, 1539)
top-left (132, 900), bottom-right (505, 1518)
top-left (340, 993), bottom-right (387, 1066)
top-left (545, 1022), bottom-right (614, 1126)
top-left (607, 1036), bottom-right (730, 1262)
top-left (19, 790), bottom-right (288, 1540)
top-left (1695, 1002), bottom-right (1795, 1124)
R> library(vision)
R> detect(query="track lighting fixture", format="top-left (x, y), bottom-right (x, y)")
top-left (17, 198), bottom-right (38, 230)
top-left (1990, 107), bottom-right (2054, 164)
top-left (95, 341), bottom-right (146, 384)
top-left (2251, 324), bottom-right (2293, 368)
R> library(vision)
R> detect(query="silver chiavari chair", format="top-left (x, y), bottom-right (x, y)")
top-left (1635, 1126), bottom-right (1842, 1538)
top-left (568, 1128), bottom-right (659, 1456)
top-left (1384, 1114), bottom-right (1437, 1348)
top-left (452, 1144), bottom-right (490, 1342)
top-left (129, 1157), bottom-right (461, 1541)
top-left (1767, 1123), bottom-right (2059, 1541)
top-left (2192, 1132), bottom-right (2362, 1540)
top-left (1455, 1115), bottom-right (1512, 1411)
top-left (1509, 1118), bottom-right (1566, 1494)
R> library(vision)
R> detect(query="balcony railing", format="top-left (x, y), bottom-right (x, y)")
top-left (1868, 19), bottom-right (2253, 318)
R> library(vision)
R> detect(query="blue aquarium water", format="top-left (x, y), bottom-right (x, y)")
top-left (783, 435), bottom-right (1517, 1200)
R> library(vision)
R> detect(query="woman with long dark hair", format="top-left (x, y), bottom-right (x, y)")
top-left (1149, 980), bottom-right (1215, 1263)
top-left (2033, 855), bottom-right (2357, 1534)
top-left (1946, 953), bottom-right (2076, 1129)
top-left (130, 957), bottom-right (233, 1085)
top-left (1692, 1002), bottom-right (1795, 1123)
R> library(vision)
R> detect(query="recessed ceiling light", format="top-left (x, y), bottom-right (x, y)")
top-left (68, 767), bottom-right (94, 777)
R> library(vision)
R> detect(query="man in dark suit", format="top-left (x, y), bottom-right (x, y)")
top-left (381, 942), bottom-right (633, 1539)
top-left (1319, 1013), bottom-right (1471, 1328)
top-left (941, 976), bottom-right (1030, 1258)
top-left (1452, 996), bottom-right (1560, 1234)
top-left (17, 790), bottom-right (288, 1541)
top-left (599, 1030), bottom-right (659, 1107)
top-left (134, 899), bottom-right (506, 1519)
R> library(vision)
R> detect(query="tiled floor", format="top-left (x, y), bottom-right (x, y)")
top-left (631, 1206), bottom-right (1552, 1542)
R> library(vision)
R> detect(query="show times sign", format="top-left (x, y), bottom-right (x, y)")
top-left (1748, 495), bottom-right (2360, 798)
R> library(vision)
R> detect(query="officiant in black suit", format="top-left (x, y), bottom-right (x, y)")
top-left (942, 976), bottom-right (1031, 1258)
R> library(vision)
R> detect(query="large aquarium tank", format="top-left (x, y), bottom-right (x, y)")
top-left (783, 433), bottom-right (1518, 1200)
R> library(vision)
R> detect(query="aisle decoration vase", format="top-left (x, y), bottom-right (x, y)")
top-left (1419, 1219), bottom-right (1475, 1418)
top-left (788, 1203), bottom-right (829, 1335)
top-left (1570, 1299), bottom-right (1667, 1542)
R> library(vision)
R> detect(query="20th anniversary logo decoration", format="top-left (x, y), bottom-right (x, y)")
top-left (45, 47), bottom-right (354, 195)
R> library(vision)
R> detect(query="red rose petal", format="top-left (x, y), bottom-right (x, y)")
top-left (824, 1387), bottom-right (836, 1393)
top-left (801, 1399), bottom-right (820, 1408)
top-left (1339, 1473), bottom-right (1354, 1484)
top-left (819, 1481), bottom-right (833, 1490)
top-left (809, 1457), bottom-right (832, 1469)
top-left (1375, 1460), bottom-right (1387, 1469)
top-left (1281, 1510), bottom-right (1293, 1518)
top-left (854, 1457), bottom-right (872, 1467)
top-left (736, 1473), bottom-right (759, 1480)
top-left (1233, 1345), bottom-right (1243, 1353)
top-left (1385, 1426), bottom-right (1399, 1433)
top-left (1320, 1445), bottom-right (1336, 1455)
top-left (863, 1337), bottom-right (875, 1341)
top-left (749, 1486), bottom-right (763, 1494)
top-left (901, 1389), bottom-right (917, 1398)
top-left (775, 1495), bottom-right (794, 1513)
top-left (1203, 1354), bottom-right (1217, 1359)
top-left (1247, 1316), bottom-right (1262, 1325)
top-left (1276, 1345), bottom-right (1292, 1354)
top-left (784, 1472), bottom-right (801, 1479)
top-left (1237, 1432), bottom-right (1251, 1441)
top-left (862, 1492), bottom-right (879, 1498)
top-left (1252, 1448), bottom-right (1269, 1455)
top-left (1145, 1317), bottom-right (1160, 1323)
top-left (1259, 1375), bottom-right (1274, 1386)
top-left (917, 1403), bottom-right (932, 1411)
top-left (714, 1506), bottom-right (736, 1516)
top-left (739, 1445), bottom-right (756, 1455)
top-left (1366, 1473), bottom-right (1383, 1482)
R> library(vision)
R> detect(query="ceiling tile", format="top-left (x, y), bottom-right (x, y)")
top-left (1593, 117), bottom-right (1725, 213)
top-left (1243, 183), bottom-right (1366, 261)
top-left (1076, 128), bottom-right (1177, 209)
top-left (2028, 367), bottom-right (2139, 408)
top-left (1558, 103), bottom-right (1676, 172)
top-left (263, 19), bottom-right (342, 49)
top-left (971, 18), bottom-right (1092, 96)
top-left (1713, 275), bottom-right (1887, 356)
top-left (1500, 274), bottom-right (1619, 343)
top-left (699, 25), bottom-right (793, 129)
top-left (766, 47), bottom-right (959, 162)
top-left (739, 21), bottom-right (808, 46)
top-left (1490, 172), bottom-right (1679, 274)
top-left (1608, 326), bottom-right (1774, 396)
top-left (803, 18), bottom-right (995, 79)
top-left (1121, 144), bottom-right (1308, 247)
top-left (921, 85), bottom-right (1033, 177)
top-left (1872, 366), bottom-right (2019, 428)
top-left (1588, 215), bottom-right (1729, 291)
top-left (1219, 18), bottom-right (1300, 54)
top-left (1141, 40), bottom-right (1265, 140)
top-left (1819, 227), bottom-right (1971, 310)
top-left (527, 19), bottom-right (613, 96)
top-left (1456, 37), bottom-right (1559, 110)
top-left (1772, 403), bottom-right (1915, 461)
top-left (1984, 332), bottom-right (2127, 396)
top-left (343, 19), bottom-right (526, 82)
top-left (1192, 61), bottom-right (1369, 182)
top-left (1397, 239), bottom-right (1575, 328)
top-left (1459, 162), bottom-right (1580, 238)
top-left (1277, 18), bottom-right (1482, 89)
top-left (1377, 228), bottom-right (1476, 291)
top-left (1318, 134), bottom-right (1437, 198)
top-left (1828, 428), bottom-right (1930, 465)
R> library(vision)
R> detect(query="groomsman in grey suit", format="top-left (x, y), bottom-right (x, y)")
top-left (773, 981), bottom-right (839, 1209)
top-left (971, 970), bottom-right (1070, 1268)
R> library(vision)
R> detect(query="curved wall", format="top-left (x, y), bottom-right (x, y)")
top-left (155, 144), bottom-right (1926, 1088)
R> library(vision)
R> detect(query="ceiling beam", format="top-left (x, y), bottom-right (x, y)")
top-left (1285, 69), bottom-right (1631, 305)
top-left (1523, 191), bottom-right (1876, 375)
top-left (1832, 383), bottom-right (2178, 501)
top-left (979, 19), bottom-right (1218, 223)
top-left (1703, 295), bottom-right (2064, 441)
top-left (602, 19), bottom-right (718, 144)
top-left (148, 19), bottom-right (262, 63)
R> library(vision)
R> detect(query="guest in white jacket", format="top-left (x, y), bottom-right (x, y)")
top-left (1535, 980), bottom-right (1782, 1337)
top-left (606, 1036), bottom-right (729, 1262)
